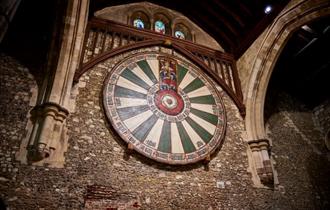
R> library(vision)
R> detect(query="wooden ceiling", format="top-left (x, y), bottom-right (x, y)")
top-left (90, 0), bottom-right (290, 58)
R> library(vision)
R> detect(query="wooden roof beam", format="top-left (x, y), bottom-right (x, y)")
top-left (211, 0), bottom-right (247, 28)
top-left (199, 1), bottom-right (241, 38)
top-left (187, 11), bottom-right (236, 53)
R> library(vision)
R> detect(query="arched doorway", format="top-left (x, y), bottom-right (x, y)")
top-left (243, 0), bottom-right (330, 185)
top-left (264, 15), bottom-right (330, 208)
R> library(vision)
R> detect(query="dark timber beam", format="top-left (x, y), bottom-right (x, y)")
top-left (211, 0), bottom-right (247, 28)
top-left (199, 1), bottom-right (241, 39)
top-left (187, 9), bottom-right (236, 53)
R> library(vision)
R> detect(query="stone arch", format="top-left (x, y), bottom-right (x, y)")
top-left (172, 17), bottom-right (192, 27)
top-left (127, 5), bottom-right (152, 18)
top-left (245, 0), bottom-right (330, 141)
top-left (152, 7), bottom-right (174, 19)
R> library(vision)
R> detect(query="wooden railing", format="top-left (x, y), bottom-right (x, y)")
top-left (75, 18), bottom-right (245, 116)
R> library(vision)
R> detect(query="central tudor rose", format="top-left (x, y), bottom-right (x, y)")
top-left (154, 89), bottom-right (184, 115)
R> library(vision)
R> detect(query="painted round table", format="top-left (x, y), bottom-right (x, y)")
top-left (103, 51), bottom-right (226, 164)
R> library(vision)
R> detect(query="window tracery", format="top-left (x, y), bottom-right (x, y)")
top-left (130, 11), bottom-right (193, 42)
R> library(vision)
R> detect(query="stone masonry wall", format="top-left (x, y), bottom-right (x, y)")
top-left (0, 53), bottom-right (37, 207)
top-left (314, 100), bottom-right (330, 136)
top-left (66, 47), bottom-right (254, 209)
top-left (1, 49), bottom-right (329, 209)
top-left (265, 92), bottom-right (330, 209)
top-left (236, 29), bottom-right (267, 96)
top-left (313, 100), bottom-right (330, 150)
top-left (0, 49), bottom-right (255, 209)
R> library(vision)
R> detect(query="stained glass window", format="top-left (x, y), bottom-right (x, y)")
top-left (174, 23), bottom-right (192, 41)
top-left (133, 19), bottom-right (144, 29)
top-left (175, 31), bottom-right (185, 39)
top-left (155, 20), bottom-right (165, 34)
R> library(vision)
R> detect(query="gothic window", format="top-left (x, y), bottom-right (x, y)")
top-left (154, 13), bottom-right (171, 35)
top-left (133, 19), bottom-right (144, 29)
top-left (155, 20), bottom-right (165, 34)
top-left (175, 31), bottom-right (185, 39)
top-left (174, 23), bottom-right (192, 41)
top-left (131, 11), bottom-right (150, 29)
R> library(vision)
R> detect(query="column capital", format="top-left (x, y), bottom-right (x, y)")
top-left (27, 102), bottom-right (70, 162)
top-left (247, 138), bottom-right (273, 185)
top-left (248, 139), bottom-right (270, 151)
top-left (32, 102), bottom-right (69, 114)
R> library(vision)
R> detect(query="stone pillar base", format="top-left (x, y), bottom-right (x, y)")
top-left (248, 139), bottom-right (274, 185)
top-left (16, 102), bottom-right (69, 168)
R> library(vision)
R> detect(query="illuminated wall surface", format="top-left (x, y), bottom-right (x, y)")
top-left (0, 0), bottom-right (329, 209)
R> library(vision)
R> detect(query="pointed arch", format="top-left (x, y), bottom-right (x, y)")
top-left (245, 0), bottom-right (330, 140)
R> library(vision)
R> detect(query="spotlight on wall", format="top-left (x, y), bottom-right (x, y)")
top-left (264, 5), bottom-right (272, 14)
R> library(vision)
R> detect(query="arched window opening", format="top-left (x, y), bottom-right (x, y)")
top-left (133, 19), bottom-right (144, 29)
top-left (154, 13), bottom-right (171, 35)
top-left (155, 20), bottom-right (165, 34)
top-left (174, 23), bottom-right (192, 41)
top-left (131, 11), bottom-right (150, 29)
top-left (175, 31), bottom-right (185, 39)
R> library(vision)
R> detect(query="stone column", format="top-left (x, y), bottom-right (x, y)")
top-left (171, 22), bottom-right (175, 37)
top-left (191, 30), bottom-right (196, 43)
top-left (248, 139), bottom-right (273, 184)
top-left (150, 17), bottom-right (154, 30)
top-left (26, 103), bottom-right (69, 162)
top-left (16, 0), bottom-right (89, 167)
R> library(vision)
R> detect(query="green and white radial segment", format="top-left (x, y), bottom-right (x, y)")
top-left (144, 118), bottom-right (165, 149)
top-left (189, 112), bottom-right (216, 134)
top-left (116, 97), bottom-right (148, 108)
top-left (190, 103), bottom-right (215, 114)
top-left (178, 71), bottom-right (195, 90)
top-left (170, 122), bottom-right (185, 153)
top-left (146, 59), bottom-right (159, 82)
top-left (181, 120), bottom-right (206, 149)
top-left (187, 86), bottom-right (211, 98)
top-left (123, 110), bottom-right (154, 131)
top-left (136, 60), bottom-right (158, 84)
top-left (129, 64), bottom-right (155, 87)
top-left (117, 76), bottom-right (148, 95)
